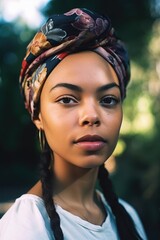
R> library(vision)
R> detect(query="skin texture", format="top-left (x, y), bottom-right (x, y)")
top-left (33, 51), bottom-right (123, 225)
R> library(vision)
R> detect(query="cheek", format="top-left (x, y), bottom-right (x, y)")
top-left (107, 110), bottom-right (123, 154)
top-left (108, 109), bottom-right (123, 138)
top-left (116, 110), bottom-right (123, 133)
top-left (117, 110), bottom-right (123, 130)
top-left (42, 117), bottom-right (63, 142)
top-left (40, 110), bottom-right (74, 150)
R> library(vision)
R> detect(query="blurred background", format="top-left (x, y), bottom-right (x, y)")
top-left (0, 0), bottom-right (159, 239)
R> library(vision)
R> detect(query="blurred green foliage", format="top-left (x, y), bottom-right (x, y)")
top-left (0, 0), bottom-right (159, 239)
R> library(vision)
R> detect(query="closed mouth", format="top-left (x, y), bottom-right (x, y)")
top-left (74, 135), bottom-right (106, 143)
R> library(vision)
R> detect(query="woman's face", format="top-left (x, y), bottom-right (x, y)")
top-left (36, 51), bottom-right (123, 169)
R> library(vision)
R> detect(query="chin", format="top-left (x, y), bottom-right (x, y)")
top-left (77, 157), bottom-right (107, 169)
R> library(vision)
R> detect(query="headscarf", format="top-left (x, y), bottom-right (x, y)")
top-left (19, 8), bottom-right (130, 120)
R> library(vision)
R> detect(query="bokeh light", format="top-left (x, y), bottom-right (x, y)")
top-left (0, 0), bottom-right (50, 28)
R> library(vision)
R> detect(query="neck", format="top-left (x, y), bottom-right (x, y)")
top-left (52, 161), bottom-right (107, 226)
top-left (53, 159), bottom-right (99, 204)
top-left (27, 157), bottom-right (106, 226)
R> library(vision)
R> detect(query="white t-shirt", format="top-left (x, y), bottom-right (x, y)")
top-left (0, 193), bottom-right (147, 240)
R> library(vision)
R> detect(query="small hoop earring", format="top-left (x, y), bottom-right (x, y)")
top-left (38, 129), bottom-right (46, 151)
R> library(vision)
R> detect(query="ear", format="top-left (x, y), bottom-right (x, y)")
top-left (33, 113), bottom-right (44, 130)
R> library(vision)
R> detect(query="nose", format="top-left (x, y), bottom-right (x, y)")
top-left (79, 102), bottom-right (100, 127)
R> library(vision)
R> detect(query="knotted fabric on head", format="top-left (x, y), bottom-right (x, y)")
top-left (19, 8), bottom-right (130, 120)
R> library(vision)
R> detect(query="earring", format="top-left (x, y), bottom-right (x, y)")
top-left (38, 129), bottom-right (46, 151)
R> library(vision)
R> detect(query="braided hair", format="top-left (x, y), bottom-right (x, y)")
top-left (98, 164), bottom-right (143, 240)
top-left (39, 140), bottom-right (63, 240)
top-left (39, 137), bottom-right (143, 240)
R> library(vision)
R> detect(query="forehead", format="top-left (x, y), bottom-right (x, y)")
top-left (44, 51), bottom-right (119, 88)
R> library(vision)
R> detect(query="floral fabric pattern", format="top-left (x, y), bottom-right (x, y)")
top-left (19, 8), bottom-right (130, 120)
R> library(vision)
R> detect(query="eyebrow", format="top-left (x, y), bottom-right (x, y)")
top-left (96, 82), bottom-right (120, 93)
top-left (50, 83), bottom-right (82, 92)
top-left (50, 82), bottom-right (120, 93)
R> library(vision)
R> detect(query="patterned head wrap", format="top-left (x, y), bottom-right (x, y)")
top-left (19, 8), bottom-right (130, 120)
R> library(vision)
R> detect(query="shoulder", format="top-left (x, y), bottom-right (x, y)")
top-left (118, 198), bottom-right (140, 220)
top-left (0, 194), bottom-right (46, 222)
top-left (118, 199), bottom-right (148, 239)
top-left (98, 191), bottom-right (148, 240)
top-left (0, 194), bottom-right (53, 240)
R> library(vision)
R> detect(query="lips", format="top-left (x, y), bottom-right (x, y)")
top-left (74, 135), bottom-right (106, 151)
top-left (75, 135), bottom-right (106, 143)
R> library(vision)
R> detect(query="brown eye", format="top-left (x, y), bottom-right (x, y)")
top-left (100, 96), bottom-right (119, 107)
top-left (57, 96), bottom-right (77, 105)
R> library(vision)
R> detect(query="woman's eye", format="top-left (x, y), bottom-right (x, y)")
top-left (100, 96), bottom-right (119, 106)
top-left (57, 96), bottom-right (77, 105)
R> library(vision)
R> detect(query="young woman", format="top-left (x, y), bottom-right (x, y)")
top-left (0, 8), bottom-right (147, 240)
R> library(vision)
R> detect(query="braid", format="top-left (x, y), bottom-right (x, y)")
top-left (98, 164), bottom-right (142, 240)
top-left (39, 144), bottom-right (64, 240)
